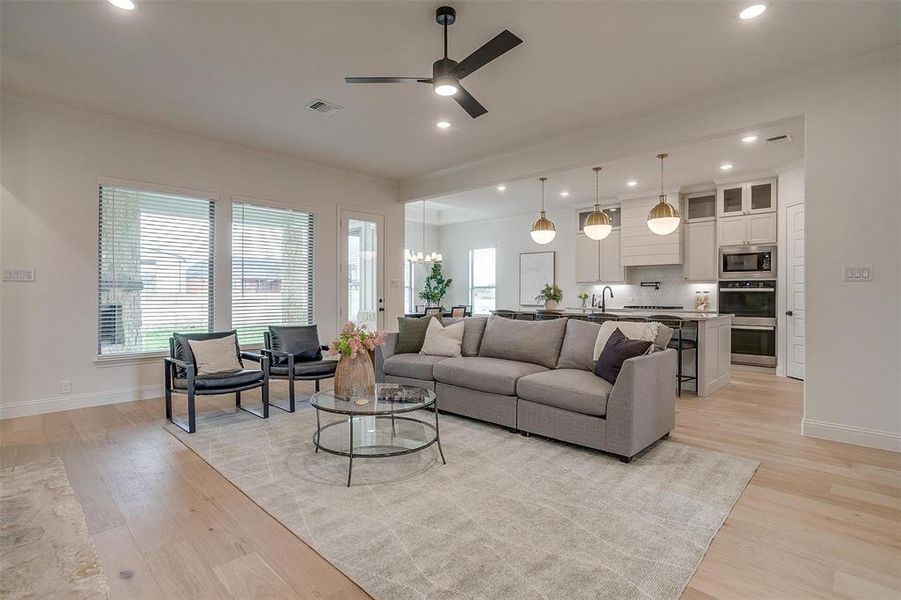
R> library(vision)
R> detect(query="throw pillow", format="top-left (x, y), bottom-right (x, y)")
top-left (420, 318), bottom-right (465, 357)
top-left (188, 335), bottom-right (242, 376)
top-left (592, 320), bottom-right (660, 361)
top-left (594, 328), bottom-right (652, 384)
top-left (395, 315), bottom-right (437, 354)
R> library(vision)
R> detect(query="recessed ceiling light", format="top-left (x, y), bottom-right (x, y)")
top-left (435, 120), bottom-right (451, 129)
top-left (496, 185), bottom-right (506, 191)
top-left (742, 135), bottom-right (758, 143)
top-left (560, 191), bottom-right (569, 197)
top-left (108, 0), bottom-right (135, 9)
top-left (739, 4), bottom-right (767, 19)
top-left (720, 163), bottom-right (734, 171)
top-left (627, 180), bottom-right (638, 187)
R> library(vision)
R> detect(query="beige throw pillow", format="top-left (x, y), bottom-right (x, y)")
top-left (592, 321), bottom-right (660, 361)
top-left (420, 319), bottom-right (465, 357)
top-left (188, 335), bottom-right (242, 376)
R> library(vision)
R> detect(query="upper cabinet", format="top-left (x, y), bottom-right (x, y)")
top-left (575, 231), bottom-right (624, 284)
top-left (716, 178), bottom-right (777, 246)
top-left (621, 194), bottom-right (683, 266)
top-left (685, 191), bottom-right (716, 222)
top-left (684, 220), bottom-right (717, 281)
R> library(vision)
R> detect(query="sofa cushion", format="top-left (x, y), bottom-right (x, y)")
top-left (557, 319), bottom-right (602, 371)
top-left (433, 357), bottom-right (547, 396)
top-left (174, 369), bottom-right (263, 390)
top-left (477, 316), bottom-right (567, 369)
top-left (421, 318), bottom-right (465, 357)
top-left (270, 358), bottom-right (338, 377)
top-left (268, 325), bottom-right (323, 365)
top-left (384, 353), bottom-right (448, 380)
top-left (395, 316), bottom-right (437, 354)
top-left (517, 369), bottom-right (613, 417)
top-left (595, 328), bottom-right (653, 384)
top-left (441, 316), bottom-right (488, 356)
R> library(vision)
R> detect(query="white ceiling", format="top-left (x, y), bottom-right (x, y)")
top-left (1, 2), bottom-right (896, 180)
top-left (410, 119), bottom-right (804, 224)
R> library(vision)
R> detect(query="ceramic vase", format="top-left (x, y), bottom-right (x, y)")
top-left (334, 351), bottom-right (375, 402)
top-left (544, 299), bottom-right (558, 311)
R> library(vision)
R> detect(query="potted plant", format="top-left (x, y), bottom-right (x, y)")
top-left (577, 291), bottom-right (590, 310)
top-left (418, 262), bottom-right (453, 310)
top-left (329, 322), bottom-right (386, 403)
top-left (536, 283), bottom-right (563, 311)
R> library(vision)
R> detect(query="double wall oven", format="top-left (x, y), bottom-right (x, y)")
top-left (719, 280), bottom-right (777, 367)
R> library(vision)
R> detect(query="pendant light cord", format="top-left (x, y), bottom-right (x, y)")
top-left (657, 153), bottom-right (668, 203)
top-left (539, 177), bottom-right (547, 215)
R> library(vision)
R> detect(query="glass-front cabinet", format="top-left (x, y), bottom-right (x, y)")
top-left (748, 180), bottom-right (775, 213)
top-left (717, 178), bottom-right (776, 217)
top-left (719, 185), bottom-right (744, 217)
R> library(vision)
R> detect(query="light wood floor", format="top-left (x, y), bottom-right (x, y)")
top-left (1, 372), bottom-right (899, 599)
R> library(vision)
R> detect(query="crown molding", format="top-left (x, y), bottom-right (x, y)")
top-left (0, 89), bottom-right (398, 189)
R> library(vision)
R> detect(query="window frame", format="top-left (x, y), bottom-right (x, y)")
top-left (468, 246), bottom-right (497, 315)
top-left (95, 177), bottom-right (219, 362)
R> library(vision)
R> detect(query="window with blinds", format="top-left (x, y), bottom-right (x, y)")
top-left (97, 184), bottom-right (215, 357)
top-left (232, 201), bottom-right (315, 345)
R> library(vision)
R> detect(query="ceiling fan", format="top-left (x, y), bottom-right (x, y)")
top-left (345, 6), bottom-right (523, 118)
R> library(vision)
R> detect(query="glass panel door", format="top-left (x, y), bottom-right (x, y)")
top-left (340, 210), bottom-right (384, 331)
top-left (720, 185), bottom-right (744, 216)
top-left (749, 181), bottom-right (774, 212)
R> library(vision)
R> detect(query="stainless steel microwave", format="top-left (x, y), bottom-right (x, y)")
top-left (719, 245), bottom-right (776, 280)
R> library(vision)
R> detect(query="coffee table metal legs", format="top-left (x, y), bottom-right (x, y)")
top-left (434, 403), bottom-right (446, 465)
top-left (347, 415), bottom-right (354, 487)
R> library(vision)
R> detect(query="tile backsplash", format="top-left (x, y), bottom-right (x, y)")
top-left (582, 265), bottom-right (717, 311)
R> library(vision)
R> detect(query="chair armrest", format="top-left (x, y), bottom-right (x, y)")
top-left (260, 348), bottom-right (290, 360)
top-left (320, 345), bottom-right (329, 351)
top-left (241, 351), bottom-right (263, 363)
top-left (605, 349), bottom-right (677, 459)
top-left (164, 357), bottom-right (195, 387)
top-left (374, 333), bottom-right (398, 383)
top-left (164, 356), bottom-right (192, 370)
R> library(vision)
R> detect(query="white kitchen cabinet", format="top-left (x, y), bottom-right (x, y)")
top-left (747, 212), bottom-right (777, 244)
top-left (717, 178), bottom-right (776, 217)
top-left (718, 212), bottom-right (777, 246)
top-left (684, 221), bottom-right (717, 281)
top-left (620, 194), bottom-right (682, 266)
top-left (718, 184), bottom-right (745, 217)
top-left (575, 231), bottom-right (624, 283)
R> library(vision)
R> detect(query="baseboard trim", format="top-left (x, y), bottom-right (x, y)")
top-left (802, 418), bottom-right (901, 453)
top-left (0, 385), bottom-right (164, 419)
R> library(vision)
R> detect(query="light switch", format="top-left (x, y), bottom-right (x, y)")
top-left (2, 268), bottom-right (35, 282)
top-left (842, 265), bottom-right (873, 282)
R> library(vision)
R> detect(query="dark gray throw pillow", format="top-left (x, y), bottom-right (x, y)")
top-left (395, 316), bottom-right (437, 354)
top-left (594, 328), bottom-right (652, 384)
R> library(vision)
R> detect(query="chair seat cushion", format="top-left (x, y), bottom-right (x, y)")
top-left (174, 369), bottom-right (263, 390)
top-left (516, 369), bottom-right (613, 417)
top-left (383, 353), bottom-right (448, 380)
top-left (433, 357), bottom-right (547, 396)
top-left (270, 359), bottom-right (338, 377)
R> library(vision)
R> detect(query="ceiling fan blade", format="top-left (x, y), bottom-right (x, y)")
top-left (454, 85), bottom-right (487, 118)
top-left (344, 77), bottom-right (431, 84)
top-left (451, 30), bottom-right (523, 80)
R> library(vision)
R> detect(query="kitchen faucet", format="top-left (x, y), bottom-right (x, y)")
top-left (601, 286), bottom-right (614, 313)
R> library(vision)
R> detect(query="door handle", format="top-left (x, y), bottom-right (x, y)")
top-left (785, 311), bottom-right (793, 316)
top-left (378, 307), bottom-right (385, 312)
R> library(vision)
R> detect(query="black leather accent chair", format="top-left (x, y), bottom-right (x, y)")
top-left (164, 330), bottom-right (270, 433)
top-left (246, 325), bottom-right (337, 413)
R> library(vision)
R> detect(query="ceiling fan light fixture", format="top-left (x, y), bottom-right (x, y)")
top-left (433, 75), bottom-right (459, 97)
top-left (108, 0), bottom-right (135, 9)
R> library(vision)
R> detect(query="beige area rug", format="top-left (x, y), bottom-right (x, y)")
top-left (0, 458), bottom-right (109, 599)
top-left (167, 402), bottom-right (758, 600)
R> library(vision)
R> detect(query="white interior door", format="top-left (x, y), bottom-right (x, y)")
top-left (786, 203), bottom-right (805, 379)
top-left (339, 210), bottom-right (385, 331)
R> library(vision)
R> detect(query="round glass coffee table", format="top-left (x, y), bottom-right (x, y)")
top-left (309, 383), bottom-right (446, 487)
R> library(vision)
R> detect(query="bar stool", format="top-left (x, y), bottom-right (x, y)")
top-left (647, 315), bottom-right (698, 397)
top-left (586, 313), bottom-right (620, 325)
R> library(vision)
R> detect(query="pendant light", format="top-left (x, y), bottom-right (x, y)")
top-left (584, 166), bottom-right (613, 241)
top-left (646, 153), bottom-right (681, 235)
top-left (530, 177), bottom-right (556, 244)
top-left (414, 199), bottom-right (441, 263)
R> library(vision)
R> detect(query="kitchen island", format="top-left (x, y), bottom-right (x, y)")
top-left (496, 308), bottom-right (732, 397)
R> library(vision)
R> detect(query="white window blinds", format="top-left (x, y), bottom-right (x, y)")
top-left (98, 184), bottom-right (215, 357)
top-left (231, 202), bottom-right (315, 345)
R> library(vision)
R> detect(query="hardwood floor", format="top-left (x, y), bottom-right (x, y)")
top-left (1, 372), bottom-right (899, 599)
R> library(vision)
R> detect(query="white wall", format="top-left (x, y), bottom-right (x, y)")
top-left (437, 210), bottom-right (715, 312)
top-left (0, 97), bottom-right (403, 418)
top-left (408, 53), bottom-right (901, 452)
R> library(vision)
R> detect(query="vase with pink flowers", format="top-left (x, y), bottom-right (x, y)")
top-left (329, 322), bottom-right (387, 403)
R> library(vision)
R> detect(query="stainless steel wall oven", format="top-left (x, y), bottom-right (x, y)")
top-left (719, 280), bottom-right (777, 367)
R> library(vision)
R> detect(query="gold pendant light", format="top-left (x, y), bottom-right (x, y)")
top-left (530, 177), bottom-right (556, 244)
top-left (646, 153), bottom-right (681, 235)
top-left (584, 166), bottom-right (613, 241)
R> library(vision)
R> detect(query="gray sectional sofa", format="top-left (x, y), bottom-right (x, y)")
top-left (375, 315), bottom-right (677, 462)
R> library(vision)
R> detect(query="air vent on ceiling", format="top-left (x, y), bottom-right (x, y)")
top-left (306, 99), bottom-right (343, 115)
top-left (766, 133), bottom-right (792, 144)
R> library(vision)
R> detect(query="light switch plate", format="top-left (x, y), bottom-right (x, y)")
top-left (842, 265), bottom-right (873, 282)
top-left (3, 267), bottom-right (35, 282)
